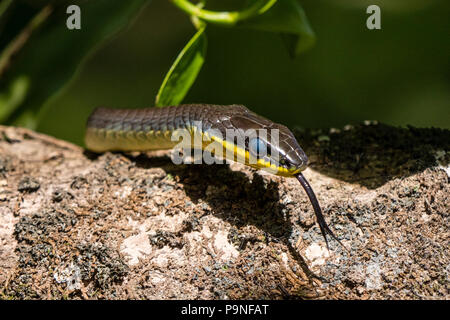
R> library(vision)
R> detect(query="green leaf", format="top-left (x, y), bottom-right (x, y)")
top-left (239, 0), bottom-right (315, 57)
top-left (0, 75), bottom-right (29, 122)
top-left (155, 26), bottom-right (207, 107)
top-left (0, 0), bottom-right (148, 128)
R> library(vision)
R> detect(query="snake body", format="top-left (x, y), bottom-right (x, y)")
top-left (85, 104), bottom-right (344, 249)
top-left (86, 104), bottom-right (308, 177)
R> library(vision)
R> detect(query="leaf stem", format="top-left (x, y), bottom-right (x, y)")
top-left (0, 0), bottom-right (13, 20)
top-left (0, 4), bottom-right (53, 80)
top-left (171, 0), bottom-right (277, 26)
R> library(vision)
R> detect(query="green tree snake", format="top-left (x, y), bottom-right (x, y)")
top-left (85, 104), bottom-right (345, 250)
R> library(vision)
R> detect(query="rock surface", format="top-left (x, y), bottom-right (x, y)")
top-left (0, 123), bottom-right (448, 299)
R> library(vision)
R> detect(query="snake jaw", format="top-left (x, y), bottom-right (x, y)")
top-left (295, 172), bottom-right (348, 252)
top-left (85, 104), bottom-right (348, 253)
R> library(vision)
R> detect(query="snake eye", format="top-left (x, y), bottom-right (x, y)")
top-left (249, 137), bottom-right (267, 157)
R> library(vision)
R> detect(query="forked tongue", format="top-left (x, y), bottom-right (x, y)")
top-left (295, 172), bottom-right (348, 252)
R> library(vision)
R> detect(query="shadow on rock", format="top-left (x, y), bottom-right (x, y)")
top-left (294, 123), bottom-right (450, 189)
top-left (127, 153), bottom-right (320, 284)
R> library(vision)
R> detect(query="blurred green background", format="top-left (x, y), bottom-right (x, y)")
top-left (12, 0), bottom-right (450, 146)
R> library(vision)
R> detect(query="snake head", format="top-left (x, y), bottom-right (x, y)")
top-left (257, 128), bottom-right (309, 177)
top-left (277, 129), bottom-right (309, 175)
top-left (221, 109), bottom-right (309, 177)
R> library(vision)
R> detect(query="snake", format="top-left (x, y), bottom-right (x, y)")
top-left (85, 104), bottom-right (344, 249)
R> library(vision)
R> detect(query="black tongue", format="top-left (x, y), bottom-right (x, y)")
top-left (295, 173), bottom-right (348, 252)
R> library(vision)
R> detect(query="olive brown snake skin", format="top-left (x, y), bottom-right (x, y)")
top-left (85, 104), bottom-right (345, 249)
